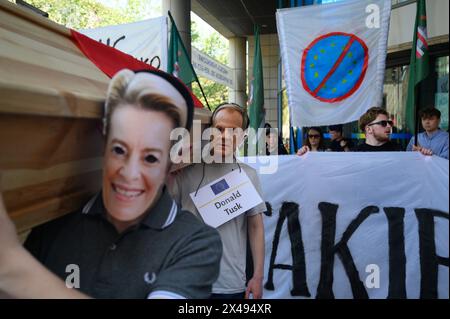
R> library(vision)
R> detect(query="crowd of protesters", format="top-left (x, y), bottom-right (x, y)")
top-left (263, 106), bottom-right (448, 159)
top-left (0, 72), bottom-right (447, 300)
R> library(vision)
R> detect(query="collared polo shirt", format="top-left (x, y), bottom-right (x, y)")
top-left (24, 188), bottom-right (222, 299)
top-left (170, 162), bottom-right (267, 294)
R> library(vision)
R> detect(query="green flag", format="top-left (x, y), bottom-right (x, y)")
top-left (167, 13), bottom-right (196, 85)
top-left (248, 26), bottom-right (265, 155)
top-left (248, 26), bottom-right (265, 131)
top-left (405, 0), bottom-right (429, 134)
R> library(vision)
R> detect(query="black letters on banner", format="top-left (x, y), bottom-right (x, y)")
top-left (384, 207), bottom-right (407, 299)
top-left (149, 56), bottom-right (161, 69)
top-left (99, 35), bottom-right (126, 48)
top-left (98, 35), bottom-right (161, 69)
top-left (263, 201), bottom-right (448, 299)
top-left (316, 202), bottom-right (379, 299)
top-left (263, 202), bottom-right (273, 217)
top-left (265, 202), bottom-right (310, 297)
top-left (415, 209), bottom-right (449, 299)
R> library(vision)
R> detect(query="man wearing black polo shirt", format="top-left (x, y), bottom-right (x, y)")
top-left (353, 107), bottom-right (402, 152)
top-left (20, 187), bottom-right (220, 299)
top-left (0, 69), bottom-right (222, 299)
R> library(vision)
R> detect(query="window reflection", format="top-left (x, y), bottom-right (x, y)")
top-left (435, 56), bottom-right (449, 131)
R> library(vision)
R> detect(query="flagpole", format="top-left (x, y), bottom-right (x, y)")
top-left (193, 75), bottom-right (212, 111)
top-left (167, 11), bottom-right (211, 111)
top-left (407, 0), bottom-right (429, 148)
top-left (414, 86), bottom-right (420, 147)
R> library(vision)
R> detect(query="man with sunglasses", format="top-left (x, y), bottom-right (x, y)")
top-left (353, 107), bottom-right (403, 152)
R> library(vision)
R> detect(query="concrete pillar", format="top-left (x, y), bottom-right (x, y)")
top-left (228, 37), bottom-right (247, 107)
top-left (163, 0), bottom-right (191, 58)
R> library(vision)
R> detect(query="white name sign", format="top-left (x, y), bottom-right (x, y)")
top-left (190, 169), bottom-right (263, 228)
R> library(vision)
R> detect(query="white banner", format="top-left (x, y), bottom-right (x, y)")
top-left (80, 19), bottom-right (235, 88)
top-left (80, 17), bottom-right (168, 71)
top-left (243, 153), bottom-right (449, 299)
top-left (276, 0), bottom-right (391, 127)
top-left (191, 47), bottom-right (235, 88)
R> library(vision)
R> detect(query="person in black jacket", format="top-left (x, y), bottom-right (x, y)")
top-left (353, 107), bottom-right (402, 152)
top-left (326, 124), bottom-right (353, 152)
top-left (265, 123), bottom-right (288, 155)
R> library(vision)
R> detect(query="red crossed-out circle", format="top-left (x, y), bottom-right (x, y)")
top-left (300, 32), bottom-right (369, 103)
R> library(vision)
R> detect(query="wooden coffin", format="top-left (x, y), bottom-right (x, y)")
top-left (0, 0), bottom-right (211, 237)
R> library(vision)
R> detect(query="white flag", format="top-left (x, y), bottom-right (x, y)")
top-left (276, 0), bottom-right (391, 127)
top-left (80, 17), bottom-right (168, 71)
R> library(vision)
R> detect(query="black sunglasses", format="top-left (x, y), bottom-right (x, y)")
top-left (308, 134), bottom-right (321, 138)
top-left (367, 120), bottom-right (393, 128)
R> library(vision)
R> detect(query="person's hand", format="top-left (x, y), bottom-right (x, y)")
top-left (340, 140), bottom-right (347, 148)
top-left (0, 191), bottom-right (19, 298)
top-left (245, 276), bottom-right (263, 299)
top-left (0, 174), bottom-right (22, 284)
top-left (419, 147), bottom-right (433, 156)
top-left (296, 145), bottom-right (310, 156)
top-left (412, 145), bottom-right (433, 156)
top-left (0, 180), bottom-right (20, 254)
top-left (0, 174), bottom-right (90, 299)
